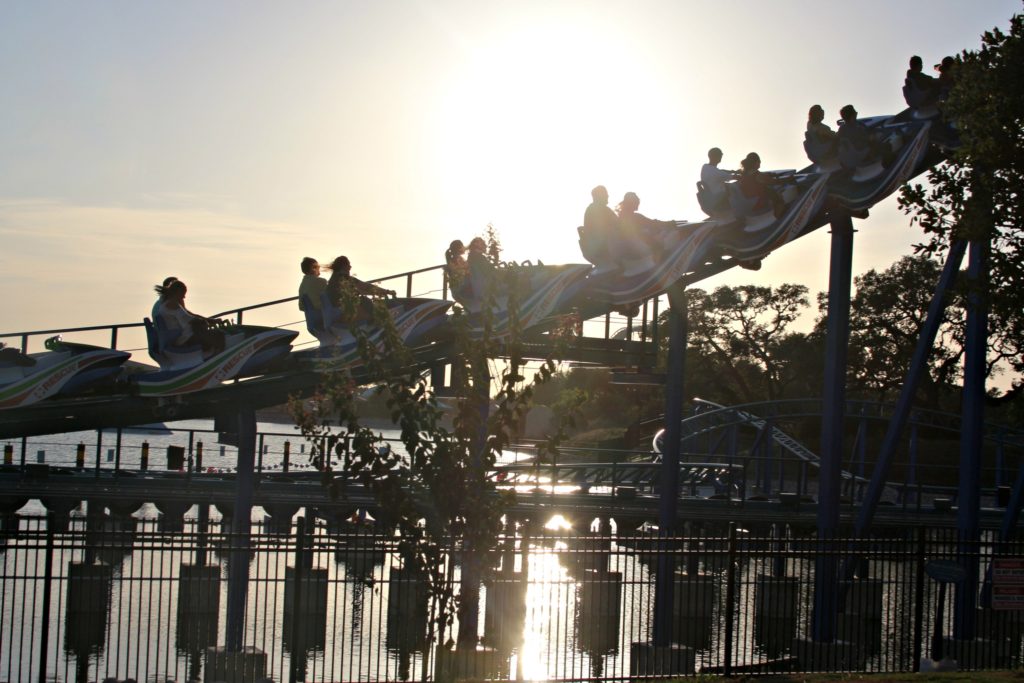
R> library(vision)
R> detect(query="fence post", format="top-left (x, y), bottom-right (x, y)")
top-left (290, 515), bottom-right (306, 683)
top-left (723, 522), bottom-right (737, 677)
top-left (912, 526), bottom-right (926, 671)
top-left (37, 511), bottom-right (56, 683)
top-left (114, 428), bottom-right (122, 475)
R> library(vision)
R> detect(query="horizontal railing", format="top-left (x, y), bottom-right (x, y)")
top-left (5, 423), bottom-right (1017, 514)
top-left (1, 262), bottom-right (662, 352)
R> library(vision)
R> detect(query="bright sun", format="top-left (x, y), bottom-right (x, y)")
top-left (431, 17), bottom-right (684, 261)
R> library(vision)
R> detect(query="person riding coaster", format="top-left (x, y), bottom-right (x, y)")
top-left (579, 187), bottom-right (682, 276)
top-left (696, 147), bottom-right (739, 219)
top-left (725, 153), bottom-right (803, 230)
top-left (902, 55), bottom-right (942, 118)
top-left (803, 104), bottom-right (840, 171)
top-left (836, 104), bottom-right (904, 180)
top-left (443, 236), bottom-right (590, 337)
top-left (139, 278), bottom-right (297, 396)
top-left (144, 314), bottom-right (293, 372)
top-left (295, 292), bottom-right (452, 368)
top-left (800, 104), bottom-right (932, 212)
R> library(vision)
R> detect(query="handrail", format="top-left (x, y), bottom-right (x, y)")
top-left (0, 263), bottom-right (452, 350)
top-left (211, 295), bottom-right (303, 323)
top-left (0, 322), bottom-right (145, 353)
top-left (0, 260), bottom-right (664, 353)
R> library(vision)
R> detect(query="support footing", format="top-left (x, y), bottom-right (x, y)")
top-left (629, 642), bottom-right (695, 678)
top-left (204, 645), bottom-right (267, 682)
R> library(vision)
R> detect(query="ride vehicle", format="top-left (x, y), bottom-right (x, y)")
top-left (803, 114), bottom-right (931, 211)
top-left (295, 293), bottom-right (453, 367)
top-left (0, 337), bottom-right (130, 410)
top-left (135, 318), bottom-right (297, 397)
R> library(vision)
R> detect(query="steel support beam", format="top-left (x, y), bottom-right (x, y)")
top-left (812, 211), bottom-right (854, 642)
top-left (457, 358), bottom-right (491, 646)
top-left (955, 237), bottom-right (989, 640)
top-left (854, 239), bottom-right (967, 536)
top-left (653, 285), bottom-right (688, 646)
top-left (225, 407), bottom-right (256, 651)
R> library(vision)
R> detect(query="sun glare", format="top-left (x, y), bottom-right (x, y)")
top-left (545, 513), bottom-right (573, 531)
top-left (431, 18), bottom-right (683, 260)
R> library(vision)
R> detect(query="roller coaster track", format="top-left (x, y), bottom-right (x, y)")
top-left (0, 108), bottom-right (957, 440)
top-left (651, 397), bottom-right (1023, 498)
top-left (674, 397), bottom-right (1024, 450)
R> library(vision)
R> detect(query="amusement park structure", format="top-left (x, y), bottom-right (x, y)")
top-left (1, 95), bottom-right (1017, 677)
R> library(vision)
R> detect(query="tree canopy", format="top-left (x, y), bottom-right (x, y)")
top-left (898, 8), bottom-right (1024, 383)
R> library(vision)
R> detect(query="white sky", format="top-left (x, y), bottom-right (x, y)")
top-left (1, 1), bottom-right (1019, 349)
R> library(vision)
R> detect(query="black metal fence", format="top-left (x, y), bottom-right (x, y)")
top-left (1, 514), bottom-right (1022, 682)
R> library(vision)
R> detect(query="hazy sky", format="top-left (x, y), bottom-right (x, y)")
top-left (1, 1), bottom-right (1019, 349)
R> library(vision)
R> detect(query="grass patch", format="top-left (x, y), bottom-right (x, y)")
top-left (707, 672), bottom-right (1024, 682)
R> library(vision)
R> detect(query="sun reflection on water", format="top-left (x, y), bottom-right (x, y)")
top-left (517, 540), bottom-right (573, 681)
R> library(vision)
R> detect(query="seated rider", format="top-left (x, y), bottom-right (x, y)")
top-left (297, 257), bottom-right (327, 312)
top-left (804, 104), bottom-right (838, 163)
top-left (737, 153), bottom-right (786, 217)
top-left (466, 237), bottom-right (495, 295)
top-left (580, 185), bottom-right (617, 266)
top-left (154, 279), bottom-right (226, 356)
top-left (934, 55), bottom-right (955, 101)
top-left (152, 276), bottom-right (178, 321)
top-left (444, 240), bottom-right (469, 298)
top-left (837, 104), bottom-right (886, 169)
top-left (699, 147), bottom-right (738, 215)
top-left (616, 192), bottom-right (674, 246)
top-left (904, 55), bottom-right (939, 107)
top-left (611, 192), bottom-right (674, 270)
top-left (325, 255), bottom-right (395, 324)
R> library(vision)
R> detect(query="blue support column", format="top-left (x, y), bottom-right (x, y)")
top-left (812, 211), bottom-right (854, 642)
top-left (653, 286), bottom-right (687, 646)
top-left (955, 237), bottom-right (989, 640)
top-left (854, 239), bottom-right (967, 536)
top-left (457, 358), bottom-right (491, 646)
top-left (226, 407), bottom-right (256, 651)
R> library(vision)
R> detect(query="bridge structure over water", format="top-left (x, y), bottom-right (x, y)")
top-left (1, 103), bottom-right (1019, 670)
